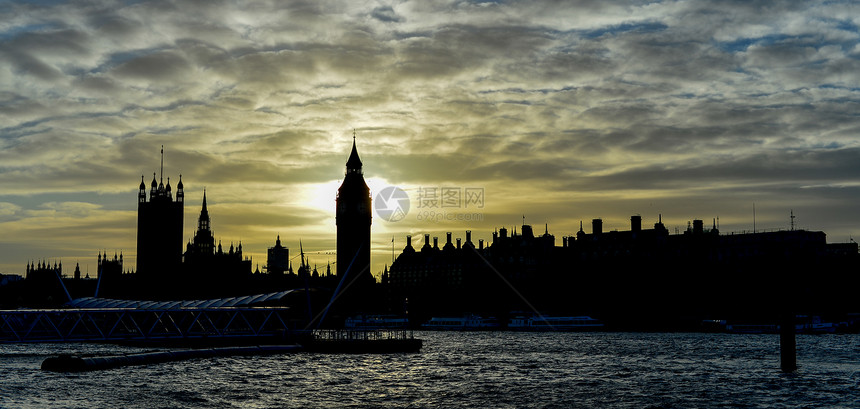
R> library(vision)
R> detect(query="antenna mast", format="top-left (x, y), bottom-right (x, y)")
top-left (160, 145), bottom-right (164, 183)
top-left (790, 209), bottom-right (796, 231)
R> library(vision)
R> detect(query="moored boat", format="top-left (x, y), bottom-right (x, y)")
top-left (725, 323), bottom-right (779, 334)
top-left (795, 315), bottom-right (837, 334)
top-left (725, 316), bottom-right (838, 334)
top-left (422, 315), bottom-right (501, 330)
top-left (344, 315), bottom-right (409, 330)
top-left (508, 315), bottom-right (604, 331)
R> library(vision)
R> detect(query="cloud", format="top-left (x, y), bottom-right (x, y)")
top-left (110, 50), bottom-right (193, 82)
top-left (0, 202), bottom-right (22, 220)
top-left (2, 0), bottom-right (860, 275)
top-left (371, 6), bottom-right (403, 23)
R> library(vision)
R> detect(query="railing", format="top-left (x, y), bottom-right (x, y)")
top-left (312, 328), bottom-right (415, 342)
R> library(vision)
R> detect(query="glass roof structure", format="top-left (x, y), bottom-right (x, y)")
top-left (64, 290), bottom-right (296, 310)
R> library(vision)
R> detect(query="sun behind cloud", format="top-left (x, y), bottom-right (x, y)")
top-left (3, 1), bottom-right (860, 276)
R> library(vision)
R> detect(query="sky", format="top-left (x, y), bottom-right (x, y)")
top-left (2, 0), bottom-right (860, 280)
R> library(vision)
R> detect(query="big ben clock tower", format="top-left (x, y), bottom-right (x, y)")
top-left (336, 135), bottom-right (373, 285)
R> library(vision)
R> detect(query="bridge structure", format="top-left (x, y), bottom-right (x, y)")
top-left (0, 291), bottom-right (296, 344)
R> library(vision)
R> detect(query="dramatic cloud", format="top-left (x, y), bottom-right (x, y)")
top-left (2, 0), bottom-right (860, 277)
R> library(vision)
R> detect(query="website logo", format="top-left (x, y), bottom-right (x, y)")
top-left (375, 186), bottom-right (410, 222)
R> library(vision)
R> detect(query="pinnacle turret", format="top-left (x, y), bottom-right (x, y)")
top-left (345, 134), bottom-right (363, 174)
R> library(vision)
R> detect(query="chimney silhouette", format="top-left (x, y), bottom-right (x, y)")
top-left (592, 219), bottom-right (603, 235)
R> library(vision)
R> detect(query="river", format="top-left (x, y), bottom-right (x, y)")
top-left (2, 331), bottom-right (858, 408)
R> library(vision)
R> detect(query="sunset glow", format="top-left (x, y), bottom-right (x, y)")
top-left (3, 1), bottom-right (860, 279)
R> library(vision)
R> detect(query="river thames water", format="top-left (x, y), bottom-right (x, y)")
top-left (1, 331), bottom-right (859, 408)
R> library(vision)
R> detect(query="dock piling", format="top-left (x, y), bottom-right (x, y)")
top-left (780, 313), bottom-right (796, 373)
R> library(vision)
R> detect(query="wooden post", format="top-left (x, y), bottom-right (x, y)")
top-left (780, 312), bottom-right (796, 372)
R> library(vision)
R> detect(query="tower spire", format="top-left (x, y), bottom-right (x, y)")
top-left (336, 135), bottom-right (372, 284)
top-left (160, 145), bottom-right (164, 184)
top-left (346, 132), bottom-right (362, 173)
top-left (197, 189), bottom-right (210, 232)
top-left (790, 209), bottom-right (796, 231)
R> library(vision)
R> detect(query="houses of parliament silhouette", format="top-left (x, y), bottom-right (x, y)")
top-left (5, 138), bottom-right (860, 330)
top-left (130, 150), bottom-right (252, 298)
top-left (8, 140), bottom-right (373, 305)
top-left (126, 141), bottom-right (374, 299)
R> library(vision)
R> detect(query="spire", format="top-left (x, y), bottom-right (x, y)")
top-left (345, 132), bottom-right (363, 174)
top-left (197, 190), bottom-right (211, 231)
top-left (160, 145), bottom-right (164, 185)
top-left (176, 174), bottom-right (184, 203)
top-left (139, 175), bottom-right (146, 202)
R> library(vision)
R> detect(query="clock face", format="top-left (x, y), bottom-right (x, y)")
top-left (337, 195), bottom-right (371, 216)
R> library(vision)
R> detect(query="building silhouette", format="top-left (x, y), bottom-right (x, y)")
top-left (136, 150), bottom-right (184, 280)
top-left (95, 251), bottom-right (124, 297)
top-left (182, 191), bottom-right (252, 292)
top-left (267, 235), bottom-right (289, 276)
top-left (387, 226), bottom-right (558, 318)
top-left (336, 136), bottom-right (373, 285)
top-left (26, 260), bottom-right (63, 282)
top-left (22, 260), bottom-right (72, 306)
top-left (97, 252), bottom-right (124, 282)
top-left (134, 159), bottom-right (252, 297)
top-left (387, 216), bottom-right (859, 328)
top-left (184, 191), bottom-right (216, 258)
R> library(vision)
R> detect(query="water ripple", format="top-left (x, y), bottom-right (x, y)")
top-left (2, 333), bottom-right (860, 408)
